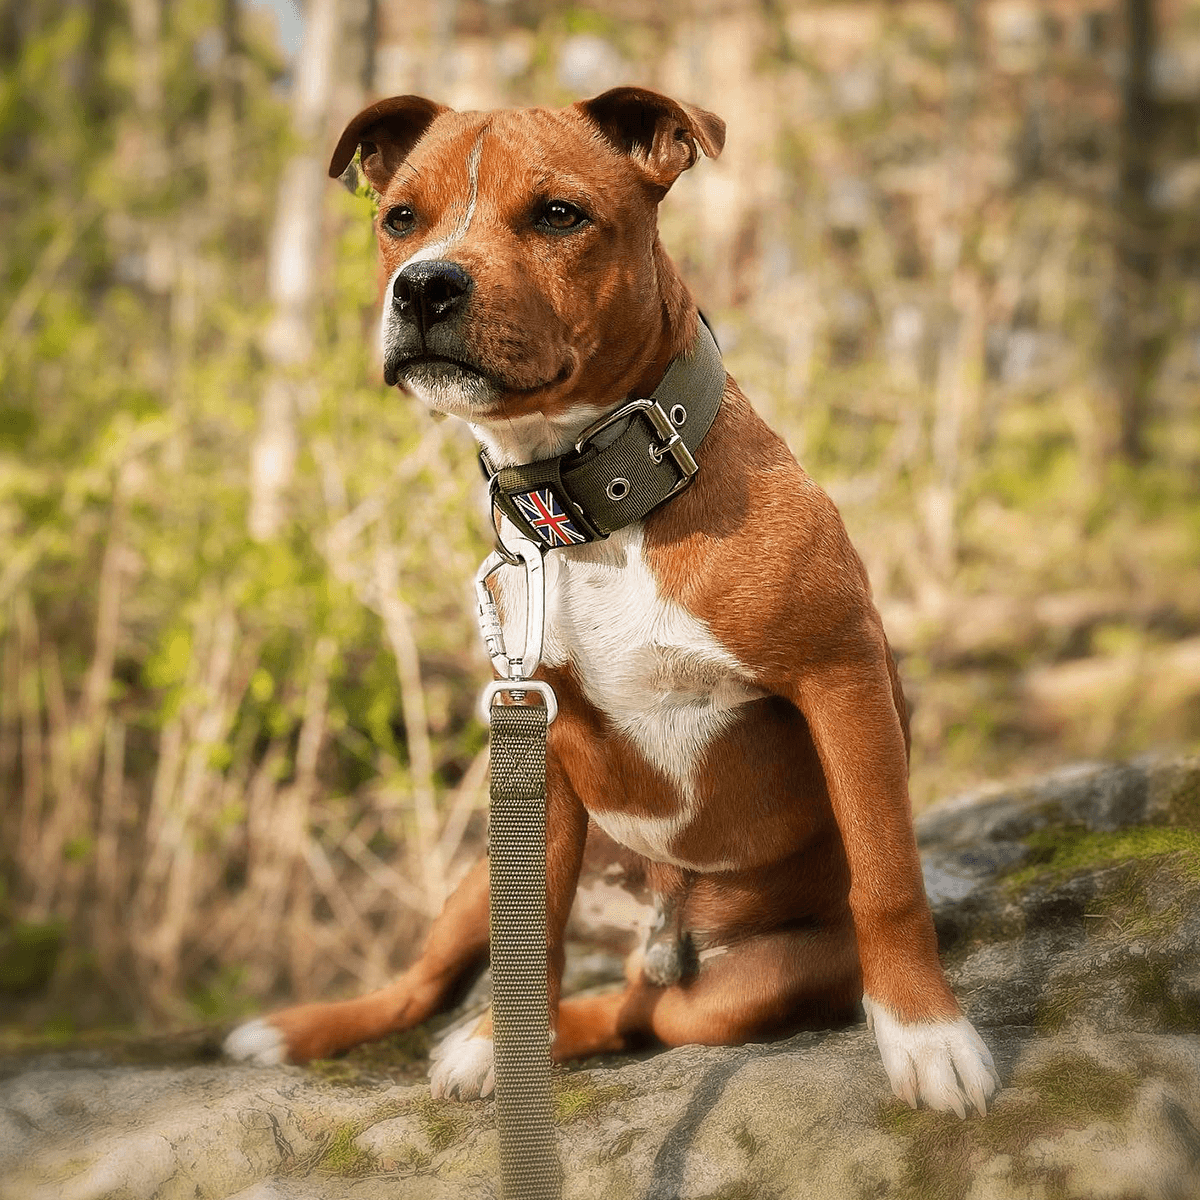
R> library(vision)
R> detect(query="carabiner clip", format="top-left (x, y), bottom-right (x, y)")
top-left (473, 534), bottom-right (546, 683)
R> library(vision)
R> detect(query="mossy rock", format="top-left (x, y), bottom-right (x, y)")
top-left (881, 1053), bottom-right (1139, 1200)
top-left (1007, 824), bottom-right (1200, 890)
top-left (553, 1075), bottom-right (634, 1124)
top-left (412, 1094), bottom-right (470, 1152)
top-left (314, 1122), bottom-right (376, 1177)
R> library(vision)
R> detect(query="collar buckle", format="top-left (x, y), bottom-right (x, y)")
top-left (574, 396), bottom-right (699, 500)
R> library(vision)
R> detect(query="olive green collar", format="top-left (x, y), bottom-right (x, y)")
top-left (480, 322), bottom-right (725, 551)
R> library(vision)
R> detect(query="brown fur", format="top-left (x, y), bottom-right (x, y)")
top-left (241, 88), bottom-right (964, 1072)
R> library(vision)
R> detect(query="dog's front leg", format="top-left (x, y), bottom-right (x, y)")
top-left (792, 644), bottom-right (999, 1117)
top-left (430, 749), bottom-right (588, 1100)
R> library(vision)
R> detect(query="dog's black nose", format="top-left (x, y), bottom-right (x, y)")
top-left (392, 260), bottom-right (473, 331)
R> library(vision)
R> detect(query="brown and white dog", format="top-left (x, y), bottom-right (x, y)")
top-left (225, 87), bottom-right (999, 1118)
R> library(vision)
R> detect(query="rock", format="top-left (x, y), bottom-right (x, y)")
top-left (3, 755), bottom-right (1199, 1200)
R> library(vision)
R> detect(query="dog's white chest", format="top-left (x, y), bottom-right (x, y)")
top-left (496, 526), bottom-right (761, 866)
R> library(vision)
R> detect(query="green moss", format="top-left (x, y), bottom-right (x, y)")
top-left (1034, 981), bottom-right (1088, 1033)
top-left (1006, 825), bottom-right (1200, 891)
top-left (879, 1053), bottom-right (1139, 1200)
top-left (0, 1025), bottom-right (223, 1066)
top-left (393, 1142), bottom-right (432, 1170)
top-left (307, 1059), bottom-right (375, 1087)
top-left (1155, 761), bottom-right (1200, 829)
top-left (413, 1095), bottom-right (469, 1151)
top-left (316, 1124), bottom-right (374, 1177)
top-left (1129, 959), bottom-right (1200, 1031)
top-left (1088, 863), bottom-right (1193, 945)
top-left (1087, 867), bottom-right (1155, 932)
top-left (306, 1028), bottom-right (432, 1086)
top-left (1018, 1055), bottom-right (1138, 1123)
top-left (877, 1104), bottom-right (978, 1200)
top-left (552, 1076), bottom-right (633, 1124)
top-left (732, 1122), bottom-right (759, 1157)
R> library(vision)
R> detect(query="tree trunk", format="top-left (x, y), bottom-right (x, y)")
top-left (249, 0), bottom-right (341, 542)
top-left (1108, 0), bottom-right (1161, 464)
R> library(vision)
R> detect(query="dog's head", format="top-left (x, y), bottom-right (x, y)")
top-left (329, 89), bottom-right (724, 430)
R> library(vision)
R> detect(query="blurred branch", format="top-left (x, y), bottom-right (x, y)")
top-left (1107, 0), bottom-right (1163, 464)
top-left (249, 0), bottom-right (342, 540)
top-left (372, 541), bottom-right (447, 916)
top-left (0, 221), bottom-right (90, 349)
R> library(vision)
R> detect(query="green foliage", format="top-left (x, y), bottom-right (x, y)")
top-left (0, 0), bottom-right (489, 1026)
top-left (0, 919), bottom-right (66, 995)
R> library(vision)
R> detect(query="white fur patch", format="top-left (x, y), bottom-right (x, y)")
top-left (472, 402), bottom-right (610, 467)
top-left (863, 996), bottom-right (999, 1118)
top-left (222, 1018), bottom-right (288, 1067)
top-left (429, 1024), bottom-right (495, 1100)
top-left (571, 875), bottom-right (656, 941)
top-left (403, 364), bottom-right (498, 418)
top-left (496, 523), bottom-right (763, 872)
top-left (397, 129), bottom-right (487, 272)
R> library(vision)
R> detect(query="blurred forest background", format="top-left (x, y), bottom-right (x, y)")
top-left (2, 0), bottom-right (1199, 1036)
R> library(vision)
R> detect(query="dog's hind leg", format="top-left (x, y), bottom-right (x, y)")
top-left (551, 920), bottom-right (861, 1062)
top-left (227, 760), bottom-right (590, 1069)
top-left (224, 856), bottom-right (491, 1065)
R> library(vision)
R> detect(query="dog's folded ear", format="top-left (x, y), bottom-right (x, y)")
top-left (329, 96), bottom-right (450, 191)
top-left (576, 87), bottom-right (725, 193)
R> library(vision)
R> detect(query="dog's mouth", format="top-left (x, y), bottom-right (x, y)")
top-left (387, 350), bottom-right (575, 404)
top-left (385, 353), bottom-right (489, 389)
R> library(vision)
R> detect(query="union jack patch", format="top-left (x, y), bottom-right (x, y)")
top-left (512, 487), bottom-right (587, 548)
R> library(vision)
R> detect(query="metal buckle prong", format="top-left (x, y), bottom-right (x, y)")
top-left (574, 396), bottom-right (655, 453)
top-left (574, 397), bottom-right (699, 499)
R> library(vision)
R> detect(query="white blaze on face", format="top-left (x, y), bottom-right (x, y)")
top-left (403, 127), bottom-right (487, 271)
top-left (380, 127), bottom-right (487, 308)
top-left (381, 127), bottom-right (494, 417)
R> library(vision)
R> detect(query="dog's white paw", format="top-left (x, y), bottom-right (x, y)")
top-left (863, 996), bottom-right (999, 1118)
top-left (223, 1017), bottom-right (289, 1066)
top-left (429, 1023), bottom-right (495, 1100)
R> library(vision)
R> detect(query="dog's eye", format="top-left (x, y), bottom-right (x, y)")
top-left (383, 205), bottom-right (416, 236)
top-left (539, 201), bottom-right (588, 232)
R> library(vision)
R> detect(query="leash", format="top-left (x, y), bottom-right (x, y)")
top-left (475, 538), bottom-right (562, 1200)
top-left (468, 323), bottom-right (725, 1198)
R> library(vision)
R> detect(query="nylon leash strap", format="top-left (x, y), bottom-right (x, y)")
top-left (475, 538), bottom-right (562, 1200)
top-left (489, 703), bottom-right (562, 1200)
top-left (472, 330), bottom-right (721, 1198)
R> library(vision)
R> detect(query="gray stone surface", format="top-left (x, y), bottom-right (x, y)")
top-left (3, 755), bottom-right (1200, 1200)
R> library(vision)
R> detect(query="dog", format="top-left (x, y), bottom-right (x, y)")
top-left (224, 87), bottom-right (999, 1118)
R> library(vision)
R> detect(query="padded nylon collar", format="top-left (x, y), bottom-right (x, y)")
top-left (480, 321), bottom-right (726, 551)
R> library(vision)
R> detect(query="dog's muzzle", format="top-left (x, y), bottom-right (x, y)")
top-left (384, 260), bottom-right (485, 388)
